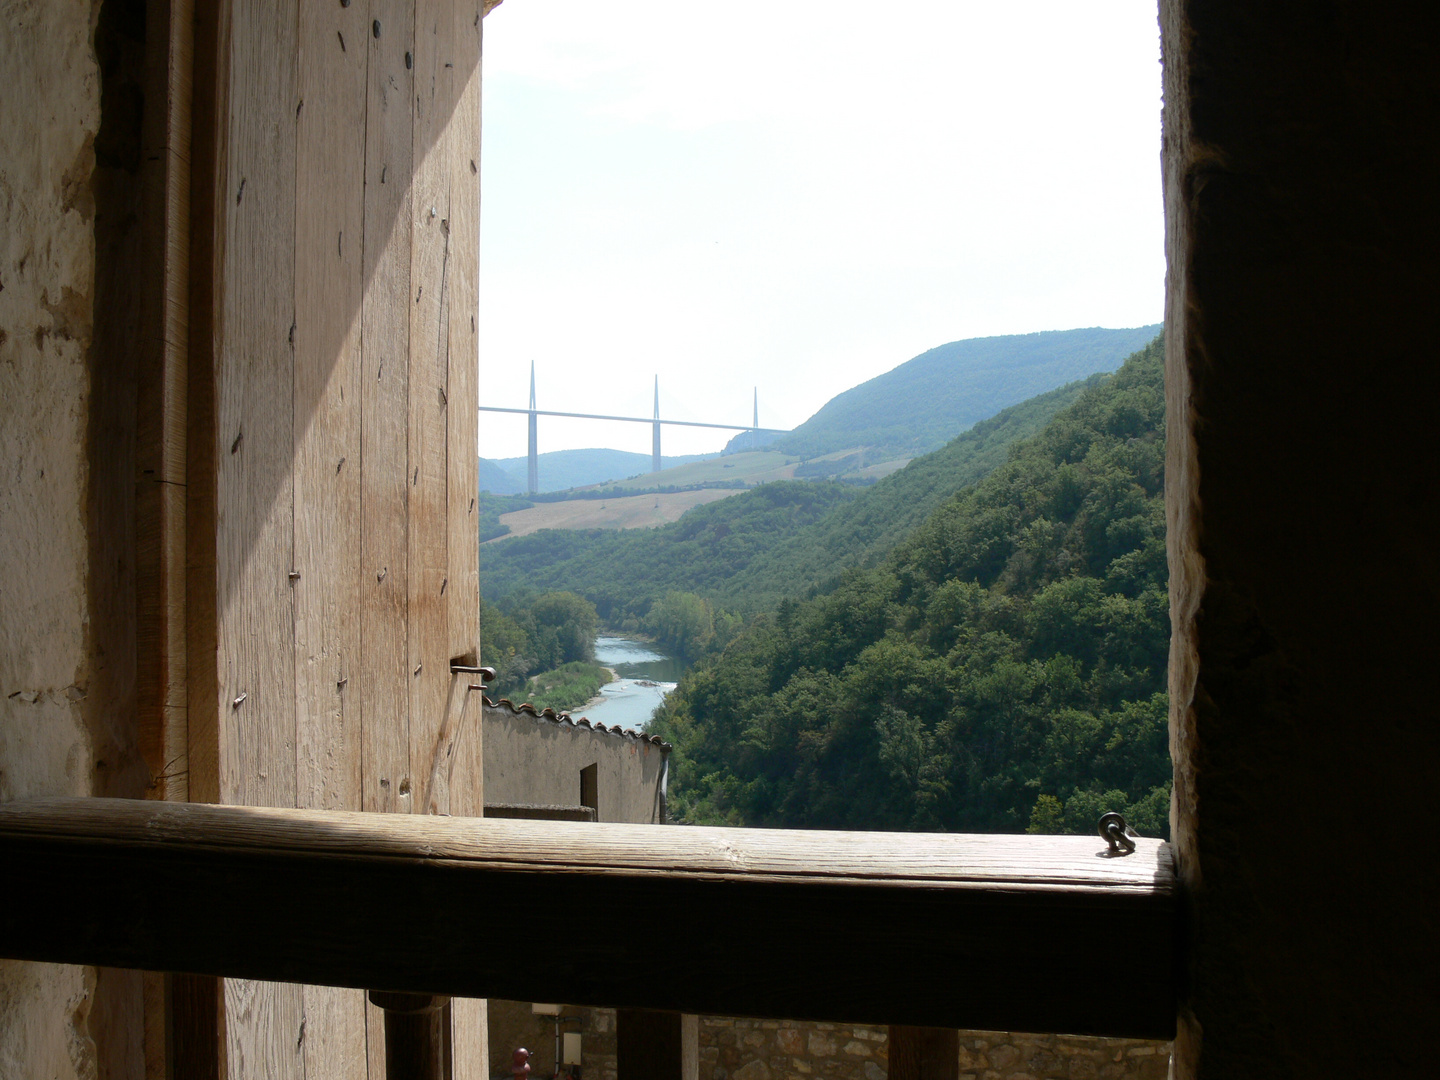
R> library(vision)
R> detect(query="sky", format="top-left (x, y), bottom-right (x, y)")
top-left (477, 1), bottom-right (1164, 460)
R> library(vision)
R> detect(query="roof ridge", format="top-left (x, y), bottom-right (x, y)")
top-left (485, 696), bottom-right (671, 750)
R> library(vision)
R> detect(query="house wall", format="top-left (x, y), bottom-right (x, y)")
top-left (1161, 1), bottom-right (1440, 1076)
top-left (0, 2), bottom-right (146, 1077)
top-left (483, 705), bottom-right (670, 824)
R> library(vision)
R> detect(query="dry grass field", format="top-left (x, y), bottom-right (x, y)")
top-left (490, 488), bottom-right (744, 539)
top-left (604, 451), bottom-right (801, 489)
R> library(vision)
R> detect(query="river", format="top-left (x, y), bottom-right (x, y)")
top-left (578, 635), bottom-right (683, 731)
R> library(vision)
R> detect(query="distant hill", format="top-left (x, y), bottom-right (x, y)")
top-left (729, 325), bottom-right (1160, 462)
top-left (481, 448), bottom-right (718, 494)
top-left (480, 361), bottom-right (1126, 617)
top-left (478, 456), bottom-right (522, 495)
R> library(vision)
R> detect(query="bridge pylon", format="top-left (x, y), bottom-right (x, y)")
top-left (652, 376), bottom-right (662, 474)
top-left (527, 361), bottom-right (538, 495)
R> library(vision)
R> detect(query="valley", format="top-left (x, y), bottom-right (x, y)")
top-left (481, 329), bottom-right (1173, 836)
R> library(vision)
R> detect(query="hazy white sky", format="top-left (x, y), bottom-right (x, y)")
top-left (477, 1), bottom-right (1164, 459)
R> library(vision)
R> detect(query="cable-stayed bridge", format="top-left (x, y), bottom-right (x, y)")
top-left (477, 364), bottom-right (788, 494)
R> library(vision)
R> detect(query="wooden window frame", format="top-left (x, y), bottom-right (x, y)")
top-left (0, 796), bottom-right (1174, 1041)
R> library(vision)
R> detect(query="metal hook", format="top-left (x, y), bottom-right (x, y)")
top-left (1098, 811), bottom-right (1138, 855)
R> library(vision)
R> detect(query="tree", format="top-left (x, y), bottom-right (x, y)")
top-left (530, 591), bottom-right (598, 665)
top-left (644, 591), bottom-right (714, 663)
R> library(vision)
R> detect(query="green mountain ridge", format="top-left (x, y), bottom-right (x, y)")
top-left (740, 325), bottom-right (1160, 462)
top-left (650, 335), bottom-right (1171, 836)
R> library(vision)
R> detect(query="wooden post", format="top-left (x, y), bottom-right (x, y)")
top-left (371, 992), bottom-right (453, 1080)
top-left (887, 1026), bottom-right (959, 1080)
top-left (616, 1010), bottom-right (697, 1080)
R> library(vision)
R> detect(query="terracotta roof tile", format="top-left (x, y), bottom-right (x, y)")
top-left (485, 696), bottom-right (672, 750)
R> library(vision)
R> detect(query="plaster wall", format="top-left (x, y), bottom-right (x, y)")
top-left (483, 706), bottom-right (669, 824)
top-left (0, 3), bottom-right (116, 1077)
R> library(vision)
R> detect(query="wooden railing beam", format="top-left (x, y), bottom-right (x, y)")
top-left (0, 798), bottom-right (1176, 1039)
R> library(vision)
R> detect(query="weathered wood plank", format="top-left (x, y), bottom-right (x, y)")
top-left (225, 977), bottom-right (303, 1080)
top-left (212, 1), bottom-right (304, 1075)
top-left (213, 0), bottom-right (299, 811)
top-left (184, 0), bottom-right (223, 809)
top-left (0, 799), bottom-right (1177, 1039)
top-left (407, 0), bottom-right (455, 824)
top-left (136, 479), bottom-right (189, 801)
top-left (293, 0), bottom-right (366, 817)
top-left (444, 0), bottom-right (485, 847)
top-left (137, 0), bottom-right (193, 807)
top-left (293, 3), bottom-right (372, 1072)
top-left (361, 0), bottom-right (418, 821)
top-left (446, 0), bottom-right (481, 675)
top-left (453, 997), bottom-right (488, 1080)
top-left (443, 9), bottom-right (487, 1071)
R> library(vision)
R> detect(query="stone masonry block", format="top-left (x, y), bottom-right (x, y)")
top-left (807, 1034), bottom-right (836, 1057)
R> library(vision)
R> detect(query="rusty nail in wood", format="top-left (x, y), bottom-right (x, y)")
top-left (232, 692), bottom-right (247, 708)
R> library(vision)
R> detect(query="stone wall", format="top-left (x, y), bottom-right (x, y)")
top-left (953, 1032), bottom-right (1168, 1080)
top-left (700, 1018), bottom-right (888, 1080)
top-left (488, 1001), bottom-right (618, 1080)
top-left (697, 1019), bottom-right (1169, 1080)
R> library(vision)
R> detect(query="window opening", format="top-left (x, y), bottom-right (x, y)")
top-left (473, 0), bottom-right (1173, 1071)
top-left (579, 762), bottom-right (598, 819)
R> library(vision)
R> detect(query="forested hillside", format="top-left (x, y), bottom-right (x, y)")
top-left (480, 590), bottom-right (611, 712)
top-left (480, 373), bottom-right (1105, 619)
top-left (649, 336), bottom-right (1170, 837)
top-left (742, 325), bottom-right (1159, 461)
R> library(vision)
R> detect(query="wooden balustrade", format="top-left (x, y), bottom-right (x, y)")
top-left (0, 797), bottom-right (1176, 1040)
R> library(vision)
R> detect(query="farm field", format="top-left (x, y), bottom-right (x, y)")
top-left (605, 451), bottom-right (801, 489)
top-left (489, 488), bottom-right (744, 539)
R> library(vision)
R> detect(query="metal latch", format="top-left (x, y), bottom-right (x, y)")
top-left (1098, 811), bottom-right (1138, 855)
